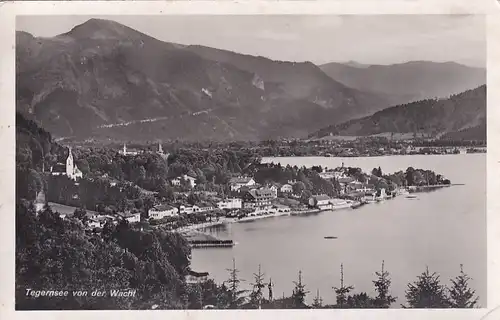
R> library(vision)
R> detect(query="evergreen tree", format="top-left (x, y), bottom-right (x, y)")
top-left (372, 260), bottom-right (396, 308)
top-left (404, 266), bottom-right (450, 308)
top-left (333, 264), bottom-right (354, 308)
top-left (448, 264), bottom-right (479, 308)
top-left (225, 258), bottom-right (247, 309)
top-left (291, 270), bottom-right (309, 308)
top-left (249, 264), bottom-right (266, 309)
top-left (311, 289), bottom-right (323, 308)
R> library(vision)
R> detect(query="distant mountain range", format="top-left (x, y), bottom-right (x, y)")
top-left (320, 61), bottom-right (485, 106)
top-left (311, 85), bottom-right (486, 141)
top-left (16, 18), bottom-right (486, 142)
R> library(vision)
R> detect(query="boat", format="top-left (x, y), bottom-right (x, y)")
top-left (398, 188), bottom-right (410, 196)
top-left (324, 236), bottom-right (338, 239)
top-left (406, 195), bottom-right (417, 199)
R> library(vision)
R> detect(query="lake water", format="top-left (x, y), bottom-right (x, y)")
top-left (190, 154), bottom-right (486, 307)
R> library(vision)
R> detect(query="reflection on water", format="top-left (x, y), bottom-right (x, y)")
top-left (190, 154), bottom-right (486, 307)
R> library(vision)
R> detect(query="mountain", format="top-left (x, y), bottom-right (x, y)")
top-left (320, 61), bottom-right (486, 105)
top-left (16, 18), bottom-right (392, 142)
top-left (311, 85), bottom-right (486, 141)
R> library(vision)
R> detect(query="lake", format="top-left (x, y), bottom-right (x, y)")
top-left (190, 154), bottom-right (486, 307)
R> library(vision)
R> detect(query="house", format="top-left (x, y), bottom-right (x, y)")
top-left (198, 203), bottom-right (215, 213)
top-left (242, 188), bottom-right (275, 208)
top-left (217, 198), bottom-right (242, 210)
top-left (185, 270), bottom-right (209, 284)
top-left (267, 185), bottom-right (279, 198)
top-left (308, 195), bottom-right (332, 209)
top-left (280, 184), bottom-right (293, 193)
top-left (50, 147), bottom-right (83, 181)
top-left (179, 205), bottom-right (200, 215)
top-left (230, 177), bottom-right (256, 191)
top-left (171, 175), bottom-right (197, 188)
top-left (148, 204), bottom-right (179, 220)
top-left (118, 212), bottom-right (141, 223)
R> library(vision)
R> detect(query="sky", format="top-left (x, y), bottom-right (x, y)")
top-left (16, 15), bottom-right (486, 67)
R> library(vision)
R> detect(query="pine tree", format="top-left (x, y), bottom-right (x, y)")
top-left (404, 266), bottom-right (450, 308)
top-left (333, 264), bottom-right (354, 308)
top-left (373, 260), bottom-right (397, 308)
top-left (291, 270), bottom-right (309, 308)
top-left (448, 264), bottom-right (479, 308)
top-left (225, 258), bottom-right (247, 309)
top-left (249, 264), bottom-right (266, 309)
top-left (311, 289), bottom-right (323, 308)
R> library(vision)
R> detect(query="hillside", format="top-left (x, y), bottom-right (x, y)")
top-left (311, 85), bottom-right (486, 141)
top-left (320, 61), bottom-right (485, 105)
top-left (16, 18), bottom-right (391, 142)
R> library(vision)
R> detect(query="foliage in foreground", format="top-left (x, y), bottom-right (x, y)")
top-left (16, 199), bottom-right (479, 310)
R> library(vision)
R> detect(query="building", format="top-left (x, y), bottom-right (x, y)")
top-left (217, 198), bottom-right (242, 210)
top-left (171, 175), bottom-right (197, 188)
top-left (119, 212), bottom-right (141, 223)
top-left (280, 184), bottom-right (293, 193)
top-left (119, 143), bottom-right (140, 156)
top-left (308, 195), bottom-right (332, 210)
top-left (179, 205), bottom-right (200, 215)
top-left (230, 177), bottom-right (256, 191)
top-left (50, 147), bottom-right (83, 181)
top-left (268, 185), bottom-right (279, 198)
top-left (198, 203), bottom-right (215, 213)
top-left (185, 270), bottom-right (209, 284)
top-left (242, 188), bottom-right (275, 208)
top-left (148, 204), bottom-right (179, 220)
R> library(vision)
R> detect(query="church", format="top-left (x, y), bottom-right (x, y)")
top-left (50, 147), bottom-right (83, 181)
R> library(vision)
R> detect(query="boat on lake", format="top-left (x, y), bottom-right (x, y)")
top-left (324, 236), bottom-right (338, 239)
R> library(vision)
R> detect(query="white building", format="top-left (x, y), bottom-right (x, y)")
top-left (50, 147), bottom-right (83, 181)
top-left (229, 177), bottom-right (256, 191)
top-left (148, 204), bottom-right (179, 220)
top-left (280, 184), bottom-right (293, 193)
top-left (179, 205), bottom-right (200, 215)
top-left (171, 175), bottom-right (197, 188)
top-left (119, 212), bottom-right (141, 223)
top-left (217, 198), bottom-right (243, 210)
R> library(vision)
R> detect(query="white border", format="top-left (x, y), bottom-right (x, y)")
top-left (1, 1), bottom-right (499, 320)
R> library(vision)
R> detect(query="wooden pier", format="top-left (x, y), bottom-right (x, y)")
top-left (189, 239), bottom-right (235, 248)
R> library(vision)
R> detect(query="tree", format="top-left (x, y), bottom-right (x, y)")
top-left (333, 264), bottom-right (354, 308)
top-left (249, 264), bottom-right (266, 309)
top-left (311, 289), bottom-right (323, 308)
top-left (372, 260), bottom-right (396, 308)
top-left (225, 258), bottom-right (247, 309)
top-left (404, 267), bottom-right (450, 308)
top-left (291, 270), bottom-right (309, 308)
top-left (448, 264), bottom-right (479, 308)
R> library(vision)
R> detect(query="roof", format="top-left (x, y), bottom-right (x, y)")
top-left (249, 188), bottom-right (274, 198)
top-left (338, 177), bottom-right (356, 184)
top-left (230, 177), bottom-right (254, 184)
top-left (152, 204), bottom-right (175, 211)
top-left (119, 212), bottom-right (140, 218)
top-left (311, 195), bottom-right (331, 201)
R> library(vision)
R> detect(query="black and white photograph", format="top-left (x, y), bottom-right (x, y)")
top-left (13, 13), bottom-right (487, 311)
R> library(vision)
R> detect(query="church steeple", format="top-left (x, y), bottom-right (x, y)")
top-left (66, 147), bottom-right (74, 177)
top-left (158, 141), bottom-right (163, 154)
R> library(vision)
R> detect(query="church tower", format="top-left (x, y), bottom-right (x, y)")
top-left (158, 142), bottom-right (163, 154)
top-left (123, 143), bottom-right (127, 155)
top-left (66, 147), bottom-right (74, 177)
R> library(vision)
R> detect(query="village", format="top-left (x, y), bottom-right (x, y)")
top-left (33, 142), bottom-right (452, 242)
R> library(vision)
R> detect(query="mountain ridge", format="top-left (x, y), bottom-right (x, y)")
top-left (311, 85), bottom-right (486, 141)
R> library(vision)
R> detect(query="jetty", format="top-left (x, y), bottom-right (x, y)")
top-left (189, 239), bottom-right (235, 248)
